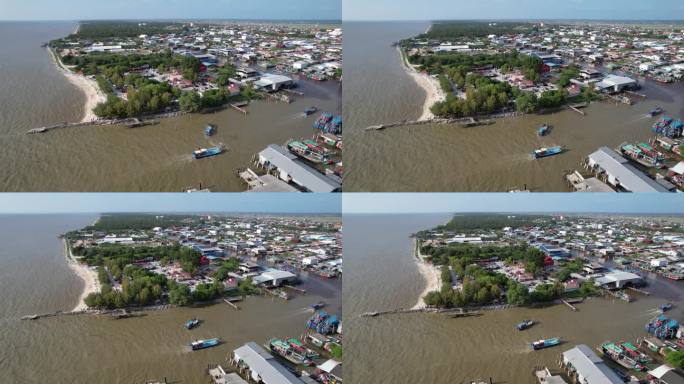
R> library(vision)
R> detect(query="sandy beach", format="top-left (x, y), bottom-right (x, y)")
top-left (64, 239), bottom-right (100, 312)
top-left (398, 46), bottom-right (446, 121)
top-left (48, 48), bottom-right (106, 123)
top-left (411, 238), bottom-right (442, 309)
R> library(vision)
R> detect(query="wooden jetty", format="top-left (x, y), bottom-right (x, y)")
top-left (283, 88), bottom-right (304, 96)
top-left (230, 102), bottom-right (249, 115)
top-left (626, 90), bottom-right (647, 98)
top-left (569, 103), bottom-right (587, 115)
top-left (561, 299), bottom-right (579, 311)
top-left (365, 116), bottom-right (495, 131)
top-left (627, 286), bottom-right (651, 295)
top-left (284, 285), bottom-right (306, 294)
top-left (223, 297), bottom-right (241, 310)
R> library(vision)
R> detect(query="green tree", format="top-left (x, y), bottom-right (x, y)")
top-left (179, 91), bottom-right (201, 113)
top-left (666, 350), bottom-right (684, 368)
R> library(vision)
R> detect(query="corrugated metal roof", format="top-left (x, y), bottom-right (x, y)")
top-left (562, 345), bottom-right (623, 384)
top-left (588, 147), bottom-right (668, 192)
top-left (233, 342), bottom-right (305, 384)
top-left (259, 145), bottom-right (340, 192)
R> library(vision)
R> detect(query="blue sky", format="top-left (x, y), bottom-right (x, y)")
top-left (344, 0), bottom-right (684, 21)
top-left (0, 194), bottom-right (341, 214)
top-left (344, 193), bottom-right (684, 214)
top-left (0, 0), bottom-right (341, 21)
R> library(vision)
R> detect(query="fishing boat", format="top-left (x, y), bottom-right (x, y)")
top-left (204, 124), bottom-right (216, 137)
top-left (269, 338), bottom-right (313, 365)
top-left (287, 338), bottom-right (319, 359)
top-left (185, 318), bottom-right (200, 330)
top-left (192, 145), bottom-right (224, 160)
top-left (537, 124), bottom-right (550, 136)
top-left (598, 342), bottom-right (646, 371)
top-left (531, 337), bottom-right (561, 350)
top-left (648, 106), bottom-right (664, 117)
top-left (303, 107), bottom-right (318, 116)
top-left (517, 320), bottom-right (534, 331)
top-left (532, 146), bottom-right (563, 159)
top-left (619, 341), bottom-right (652, 363)
top-left (190, 338), bottom-right (220, 351)
top-left (660, 303), bottom-right (673, 312)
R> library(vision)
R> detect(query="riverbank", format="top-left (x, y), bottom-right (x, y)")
top-left (47, 47), bottom-right (106, 123)
top-left (63, 238), bottom-right (100, 312)
top-left (398, 46), bottom-right (445, 121)
top-left (411, 237), bottom-right (442, 309)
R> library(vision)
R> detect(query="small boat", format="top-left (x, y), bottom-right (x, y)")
top-left (660, 303), bottom-right (673, 312)
top-left (517, 320), bottom-right (534, 330)
top-left (192, 145), bottom-right (224, 160)
top-left (185, 318), bottom-right (200, 329)
top-left (533, 146), bottom-right (563, 159)
top-left (309, 302), bottom-right (326, 311)
top-left (190, 338), bottom-right (220, 351)
top-left (303, 107), bottom-right (318, 116)
top-left (537, 124), bottom-right (549, 136)
top-left (648, 106), bottom-right (663, 117)
top-left (531, 337), bottom-right (561, 350)
top-left (204, 124), bottom-right (216, 137)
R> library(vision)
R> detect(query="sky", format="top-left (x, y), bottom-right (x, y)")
top-left (344, 0), bottom-right (684, 21)
top-left (344, 193), bottom-right (684, 214)
top-left (0, 0), bottom-right (341, 21)
top-left (0, 193), bottom-right (341, 214)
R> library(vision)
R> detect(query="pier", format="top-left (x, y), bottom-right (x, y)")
top-left (568, 104), bottom-right (586, 115)
top-left (283, 285), bottom-right (306, 294)
top-left (230, 102), bottom-right (249, 115)
top-left (627, 286), bottom-right (650, 295)
top-left (223, 297), bottom-right (241, 311)
top-left (561, 299), bottom-right (580, 311)
top-left (365, 116), bottom-right (497, 131)
top-left (27, 111), bottom-right (185, 134)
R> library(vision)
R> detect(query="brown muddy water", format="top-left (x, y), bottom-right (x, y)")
top-left (344, 214), bottom-right (684, 384)
top-left (0, 214), bottom-right (341, 383)
top-left (343, 21), bottom-right (684, 192)
top-left (0, 22), bottom-right (341, 191)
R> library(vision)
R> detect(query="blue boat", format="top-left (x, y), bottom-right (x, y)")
top-left (660, 303), bottom-right (673, 312)
top-left (531, 337), bottom-right (560, 350)
top-left (309, 302), bottom-right (326, 311)
top-left (533, 146), bottom-right (563, 159)
top-left (303, 107), bottom-right (318, 116)
top-left (517, 320), bottom-right (534, 330)
top-left (204, 124), bottom-right (216, 137)
top-left (192, 145), bottom-right (224, 160)
top-left (185, 318), bottom-right (200, 329)
top-left (648, 106), bottom-right (663, 117)
top-left (537, 125), bottom-right (549, 136)
top-left (190, 338), bottom-right (220, 350)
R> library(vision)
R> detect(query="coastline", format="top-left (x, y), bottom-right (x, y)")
top-left (47, 46), bottom-right (106, 123)
top-left (411, 237), bottom-right (442, 310)
top-left (397, 45), bottom-right (445, 121)
top-left (63, 238), bottom-right (100, 312)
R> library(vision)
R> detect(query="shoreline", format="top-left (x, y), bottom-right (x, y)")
top-left (411, 237), bottom-right (442, 310)
top-left (397, 45), bottom-right (445, 121)
top-left (63, 238), bottom-right (100, 312)
top-left (47, 47), bottom-right (106, 123)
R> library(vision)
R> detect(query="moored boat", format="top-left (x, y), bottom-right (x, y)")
top-left (269, 338), bottom-right (313, 365)
top-left (533, 146), bottom-right (563, 159)
top-left (190, 337), bottom-right (220, 351)
top-left (531, 337), bottom-right (560, 350)
top-left (598, 342), bottom-right (646, 371)
top-left (192, 145), bottom-right (225, 160)
top-left (517, 319), bottom-right (534, 331)
top-left (185, 318), bottom-right (200, 329)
